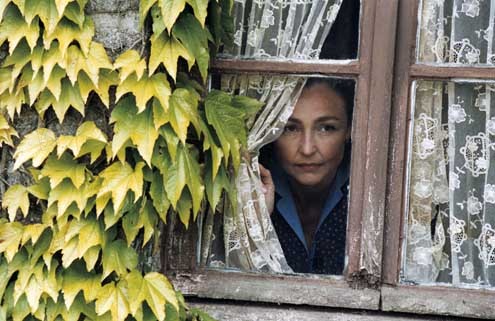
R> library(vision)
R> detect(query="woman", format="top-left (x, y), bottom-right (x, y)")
top-left (260, 78), bottom-right (353, 274)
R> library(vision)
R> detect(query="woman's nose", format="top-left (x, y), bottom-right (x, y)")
top-left (300, 132), bottom-right (317, 155)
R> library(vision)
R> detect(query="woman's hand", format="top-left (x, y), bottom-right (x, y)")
top-left (259, 164), bottom-right (275, 215)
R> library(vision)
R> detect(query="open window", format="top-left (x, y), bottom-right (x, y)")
top-left (162, 0), bottom-right (398, 310)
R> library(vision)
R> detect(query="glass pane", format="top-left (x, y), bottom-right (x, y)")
top-left (417, 0), bottom-right (495, 65)
top-left (220, 0), bottom-right (360, 61)
top-left (200, 74), bottom-right (356, 275)
top-left (404, 80), bottom-right (495, 288)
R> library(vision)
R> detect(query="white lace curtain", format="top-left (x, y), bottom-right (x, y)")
top-left (405, 0), bottom-right (495, 286)
top-left (199, 0), bottom-right (343, 273)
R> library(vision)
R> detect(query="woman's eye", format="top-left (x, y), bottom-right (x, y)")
top-left (282, 124), bottom-right (300, 135)
top-left (318, 124), bottom-right (337, 133)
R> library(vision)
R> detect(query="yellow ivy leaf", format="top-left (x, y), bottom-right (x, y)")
top-left (96, 69), bottom-right (119, 107)
top-left (42, 44), bottom-right (63, 85)
top-left (0, 114), bottom-right (18, 147)
top-left (0, 88), bottom-right (26, 119)
top-left (48, 179), bottom-right (88, 217)
top-left (45, 66), bottom-right (66, 101)
top-left (139, 0), bottom-right (156, 28)
top-left (158, 0), bottom-right (185, 31)
top-left (126, 271), bottom-right (178, 321)
top-left (57, 121), bottom-right (107, 159)
top-left (0, 222), bottom-right (24, 262)
top-left (63, 2), bottom-right (85, 28)
top-left (65, 43), bottom-right (112, 86)
top-left (110, 96), bottom-right (159, 166)
top-left (0, 68), bottom-right (10, 94)
top-left (149, 32), bottom-right (193, 81)
top-left (44, 18), bottom-right (94, 57)
top-left (114, 50), bottom-right (147, 83)
top-left (0, 6), bottom-right (40, 53)
top-left (151, 97), bottom-right (169, 129)
top-left (20, 224), bottom-right (47, 247)
top-left (77, 218), bottom-right (104, 259)
top-left (24, 0), bottom-right (60, 35)
top-left (95, 281), bottom-right (130, 321)
top-left (13, 128), bottom-right (56, 170)
top-left (40, 154), bottom-right (86, 189)
top-left (116, 73), bottom-right (171, 114)
top-left (2, 184), bottom-right (30, 222)
top-left (96, 161), bottom-right (144, 213)
top-left (55, 0), bottom-right (72, 17)
top-left (63, 268), bottom-right (100, 309)
top-left (52, 78), bottom-right (85, 121)
top-left (186, 0), bottom-right (208, 27)
top-left (83, 245), bottom-right (100, 272)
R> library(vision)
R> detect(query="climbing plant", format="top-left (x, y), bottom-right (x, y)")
top-left (0, 0), bottom-right (259, 320)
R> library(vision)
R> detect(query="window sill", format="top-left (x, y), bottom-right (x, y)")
top-left (382, 285), bottom-right (495, 320)
top-left (168, 269), bottom-right (380, 310)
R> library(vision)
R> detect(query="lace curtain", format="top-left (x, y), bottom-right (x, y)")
top-left (404, 0), bottom-right (495, 286)
top-left (199, 0), bottom-right (343, 273)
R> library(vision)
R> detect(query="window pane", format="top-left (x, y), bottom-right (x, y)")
top-left (417, 0), bottom-right (495, 65)
top-left (220, 0), bottom-right (360, 60)
top-left (404, 80), bottom-right (495, 288)
top-left (201, 74), bottom-right (355, 275)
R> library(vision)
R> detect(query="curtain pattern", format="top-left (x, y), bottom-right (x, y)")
top-left (200, 0), bottom-right (343, 273)
top-left (405, 0), bottom-right (495, 286)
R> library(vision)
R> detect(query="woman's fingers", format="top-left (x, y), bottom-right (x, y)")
top-left (259, 164), bottom-right (275, 214)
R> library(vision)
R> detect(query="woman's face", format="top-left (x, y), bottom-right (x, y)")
top-left (275, 83), bottom-right (351, 190)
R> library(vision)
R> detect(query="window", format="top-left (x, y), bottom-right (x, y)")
top-left (163, 0), bottom-right (495, 319)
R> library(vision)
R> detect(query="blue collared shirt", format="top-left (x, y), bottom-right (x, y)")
top-left (270, 164), bottom-right (349, 274)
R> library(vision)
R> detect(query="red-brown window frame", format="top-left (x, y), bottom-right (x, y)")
top-left (162, 0), bottom-right (399, 310)
top-left (382, 1), bottom-right (495, 319)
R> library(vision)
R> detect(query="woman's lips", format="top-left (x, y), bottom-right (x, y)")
top-left (295, 163), bottom-right (322, 171)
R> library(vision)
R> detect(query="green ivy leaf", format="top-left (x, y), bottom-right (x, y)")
top-left (111, 96), bottom-right (159, 166)
top-left (141, 200), bottom-right (158, 246)
top-left (47, 179), bottom-right (87, 217)
top-left (122, 205), bottom-right (141, 246)
top-left (168, 88), bottom-right (200, 142)
top-left (13, 128), bottom-right (57, 169)
top-left (62, 1), bottom-right (85, 28)
top-left (0, 6), bottom-right (40, 53)
top-left (2, 184), bottom-right (30, 221)
top-left (40, 154), bottom-right (86, 189)
top-left (149, 32), bottom-right (193, 81)
top-left (149, 172), bottom-right (170, 222)
top-left (101, 240), bottom-right (138, 279)
top-left (96, 161), bottom-right (144, 214)
top-left (205, 164), bottom-right (230, 211)
top-left (177, 144), bottom-right (204, 216)
top-left (205, 90), bottom-right (247, 169)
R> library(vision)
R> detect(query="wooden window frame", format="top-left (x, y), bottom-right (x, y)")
top-left (383, 1), bottom-right (495, 320)
top-left (162, 0), bottom-right (399, 311)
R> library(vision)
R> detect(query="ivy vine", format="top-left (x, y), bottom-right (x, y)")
top-left (0, 0), bottom-right (258, 320)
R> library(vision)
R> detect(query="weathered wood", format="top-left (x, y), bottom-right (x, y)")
top-left (383, 0), bottom-right (419, 285)
top-left (410, 64), bottom-right (495, 80)
top-left (357, 0), bottom-right (399, 282)
top-left (162, 211), bottom-right (198, 273)
top-left (190, 300), bottom-right (467, 321)
top-left (211, 59), bottom-right (360, 76)
top-left (382, 285), bottom-right (495, 320)
top-left (346, 0), bottom-right (375, 281)
top-left (170, 269), bottom-right (380, 310)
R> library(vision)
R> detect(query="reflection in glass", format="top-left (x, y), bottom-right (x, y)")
top-left (404, 80), bottom-right (495, 287)
top-left (417, 0), bottom-right (495, 65)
